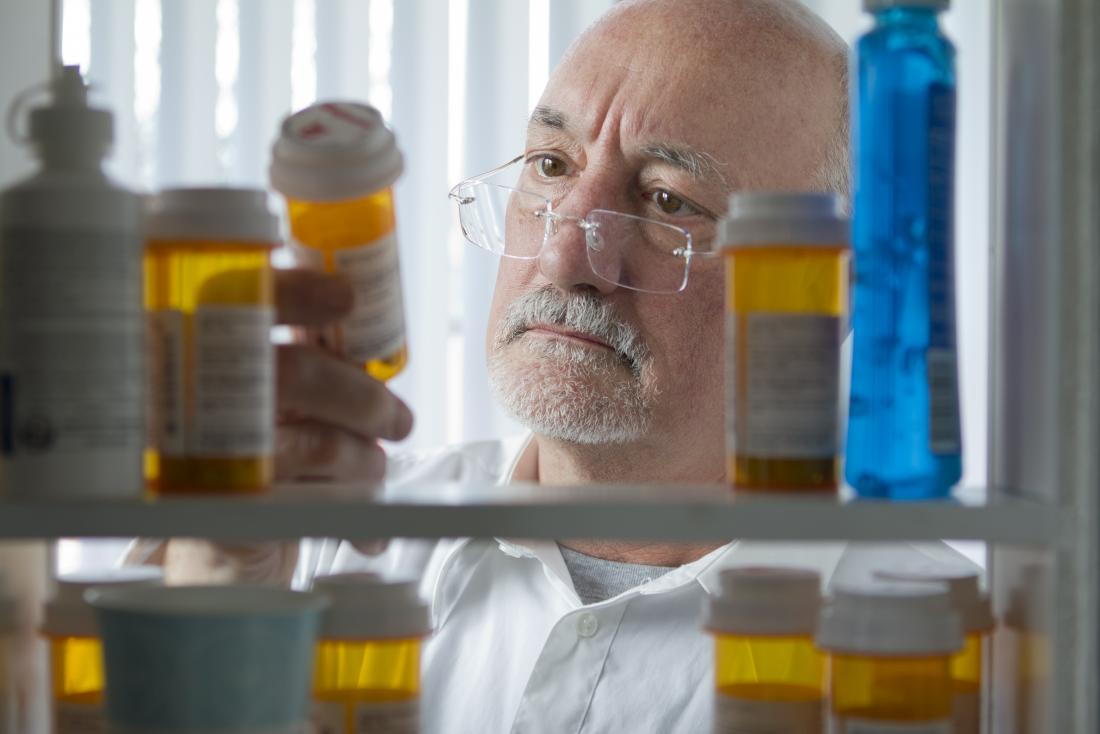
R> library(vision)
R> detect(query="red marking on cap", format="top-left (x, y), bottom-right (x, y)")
top-left (322, 103), bottom-right (379, 132)
top-left (299, 121), bottom-right (328, 139)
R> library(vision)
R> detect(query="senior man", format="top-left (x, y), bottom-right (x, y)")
top-left (138, 0), bottom-right (973, 731)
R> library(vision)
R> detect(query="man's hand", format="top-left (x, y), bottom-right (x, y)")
top-left (274, 268), bottom-right (414, 483)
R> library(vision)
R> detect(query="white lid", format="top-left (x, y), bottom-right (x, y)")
top-left (874, 562), bottom-right (994, 634)
top-left (42, 566), bottom-right (164, 637)
top-left (719, 192), bottom-right (848, 249)
top-left (28, 65), bottom-right (114, 164)
top-left (706, 567), bottom-right (822, 636)
top-left (816, 579), bottom-right (963, 656)
top-left (312, 572), bottom-right (431, 640)
top-left (269, 102), bottom-right (404, 202)
top-left (865, 0), bottom-right (949, 10)
top-left (145, 187), bottom-right (280, 243)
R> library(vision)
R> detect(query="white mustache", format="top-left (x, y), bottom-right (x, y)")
top-left (497, 287), bottom-right (650, 374)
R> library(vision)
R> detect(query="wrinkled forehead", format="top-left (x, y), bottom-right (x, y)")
top-left (535, 18), bottom-right (840, 191)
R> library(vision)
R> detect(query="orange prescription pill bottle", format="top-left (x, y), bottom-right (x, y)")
top-left (720, 193), bottom-right (849, 491)
top-left (311, 573), bottom-right (431, 734)
top-left (817, 579), bottom-right (963, 733)
top-left (144, 188), bottom-right (279, 495)
top-left (269, 102), bottom-right (408, 381)
top-left (705, 567), bottom-right (826, 733)
top-left (875, 563), bottom-right (994, 734)
top-left (41, 568), bottom-right (163, 734)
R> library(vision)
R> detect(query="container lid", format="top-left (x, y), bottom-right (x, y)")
top-left (706, 566), bottom-right (822, 636)
top-left (27, 65), bottom-right (114, 164)
top-left (84, 584), bottom-right (328, 617)
top-left (816, 579), bottom-right (963, 656)
top-left (269, 102), bottom-right (404, 202)
top-left (42, 566), bottom-right (164, 637)
top-left (145, 187), bottom-right (280, 243)
top-left (864, 0), bottom-right (949, 11)
top-left (719, 192), bottom-right (848, 249)
top-left (312, 572), bottom-right (431, 640)
top-left (874, 562), bottom-right (994, 634)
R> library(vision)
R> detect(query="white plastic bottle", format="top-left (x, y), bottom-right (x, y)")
top-left (0, 66), bottom-right (143, 498)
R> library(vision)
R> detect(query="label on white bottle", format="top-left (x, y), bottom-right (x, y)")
top-left (0, 229), bottom-right (143, 497)
top-left (714, 694), bottom-right (823, 733)
top-left (192, 306), bottom-right (274, 456)
top-left (730, 313), bottom-right (841, 459)
top-left (332, 233), bottom-right (406, 364)
top-left (55, 700), bottom-right (104, 734)
top-left (835, 719), bottom-right (951, 734)
top-left (311, 699), bottom-right (419, 734)
top-left (146, 310), bottom-right (186, 456)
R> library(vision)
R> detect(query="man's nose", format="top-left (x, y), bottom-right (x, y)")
top-left (538, 215), bottom-right (620, 295)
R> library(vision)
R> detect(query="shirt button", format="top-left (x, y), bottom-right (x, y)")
top-left (577, 613), bottom-right (599, 638)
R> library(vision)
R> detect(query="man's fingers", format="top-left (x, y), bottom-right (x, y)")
top-left (275, 420), bottom-right (388, 482)
top-left (275, 268), bottom-right (355, 327)
top-left (277, 344), bottom-right (414, 441)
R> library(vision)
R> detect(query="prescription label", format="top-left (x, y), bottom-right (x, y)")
top-left (333, 233), bottom-right (406, 363)
top-left (836, 719), bottom-right (951, 734)
top-left (311, 699), bottom-right (419, 734)
top-left (193, 306), bottom-right (274, 456)
top-left (732, 313), bottom-right (840, 458)
top-left (714, 694), bottom-right (823, 733)
top-left (55, 700), bottom-right (104, 734)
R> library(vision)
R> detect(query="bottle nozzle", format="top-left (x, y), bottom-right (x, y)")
top-left (52, 65), bottom-right (90, 108)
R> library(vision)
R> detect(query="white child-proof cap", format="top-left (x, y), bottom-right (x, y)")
top-left (145, 187), bottom-right (280, 244)
top-left (719, 192), bottom-right (848, 250)
top-left (312, 572), bottom-right (431, 640)
top-left (874, 561), bottom-right (994, 635)
top-left (42, 566), bottom-right (164, 638)
top-left (817, 579), bottom-right (963, 656)
top-left (269, 102), bottom-right (404, 202)
top-left (706, 566), bottom-right (822, 636)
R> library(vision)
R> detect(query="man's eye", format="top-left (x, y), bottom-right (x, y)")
top-left (651, 190), bottom-right (693, 216)
top-left (536, 156), bottom-right (567, 178)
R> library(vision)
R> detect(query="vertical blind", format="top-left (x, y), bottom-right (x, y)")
top-left (59, 0), bottom-right (989, 486)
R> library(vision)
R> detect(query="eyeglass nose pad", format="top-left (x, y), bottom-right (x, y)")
top-left (584, 222), bottom-right (604, 253)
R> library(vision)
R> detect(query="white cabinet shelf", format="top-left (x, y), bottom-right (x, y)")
top-left (0, 483), bottom-right (1063, 543)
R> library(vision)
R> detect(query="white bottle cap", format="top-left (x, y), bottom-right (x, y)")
top-left (864, 0), bottom-right (949, 11)
top-left (874, 562), bottom-right (994, 634)
top-left (28, 65), bottom-right (114, 164)
top-left (719, 192), bottom-right (848, 250)
top-left (312, 572), bottom-right (431, 641)
top-left (816, 579), bottom-right (963, 656)
top-left (269, 102), bottom-right (404, 202)
top-left (706, 566), bottom-right (822, 636)
top-left (145, 187), bottom-right (280, 244)
top-left (41, 566), bottom-right (164, 638)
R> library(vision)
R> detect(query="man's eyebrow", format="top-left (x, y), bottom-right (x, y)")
top-left (529, 105), bottom-right (570, 133)
top-left (642, 142), bottom-right (729, 189)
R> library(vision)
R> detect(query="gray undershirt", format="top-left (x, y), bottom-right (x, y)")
top-left (558, 543), bottom-right (675, 605)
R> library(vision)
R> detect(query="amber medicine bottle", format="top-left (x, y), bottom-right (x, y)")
top-left (144, 188), bottom-right (278, 495)
top-left (875, 564), bottom-right (993, 733)
top-left (720, 193), bottom-right (848, 491)
top-left (41, 568), bottom-right (163, 734)
top-left (706, 567), bottom-right (826, 733)
top-left (311, 573), bottom-right (431, 734)
top-left (270, 102), bottom-right (407, 381)
top-left (817, 579), bottom-right (962, 733)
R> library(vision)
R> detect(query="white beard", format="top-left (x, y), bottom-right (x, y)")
top-left (487, 288), bottom-right (657, 445)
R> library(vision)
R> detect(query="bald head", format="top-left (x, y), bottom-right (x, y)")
top-left (553, 0), bottom-right (850, 202)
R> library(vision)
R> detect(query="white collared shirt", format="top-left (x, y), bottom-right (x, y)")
top-left (299, 436), bottom-right (975, 734)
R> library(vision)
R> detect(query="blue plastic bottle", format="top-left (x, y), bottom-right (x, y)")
top-left (846, 0), bottom-right (962, 500)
